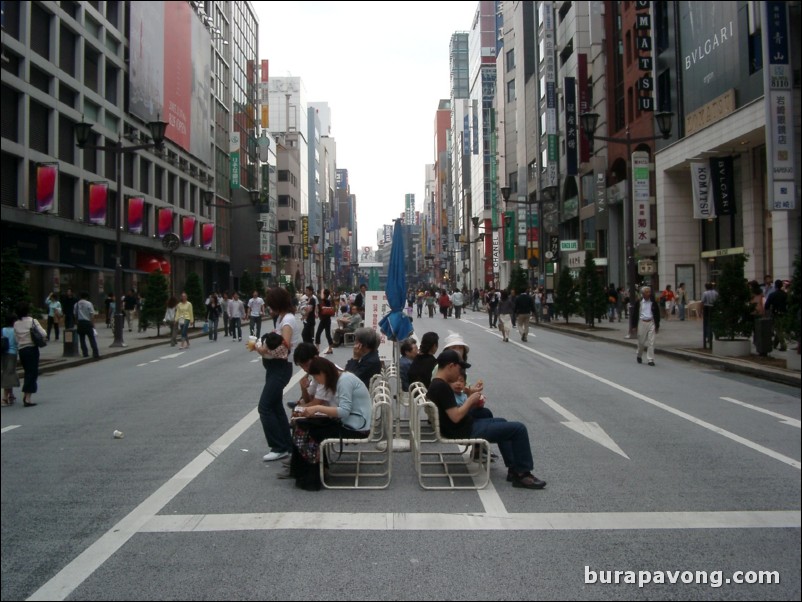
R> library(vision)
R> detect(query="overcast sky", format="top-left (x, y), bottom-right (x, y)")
top-left (256, 1), bottom-right (480, 249)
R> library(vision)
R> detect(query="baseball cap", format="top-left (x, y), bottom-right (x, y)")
top-left (436, 349), bottom-right (471, 370)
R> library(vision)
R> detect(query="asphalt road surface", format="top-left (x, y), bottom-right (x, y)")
top-left (2, 315), bottom-right (799, 600)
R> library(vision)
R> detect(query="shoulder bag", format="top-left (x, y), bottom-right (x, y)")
top-left (30, 319), bottom-right (47, 348)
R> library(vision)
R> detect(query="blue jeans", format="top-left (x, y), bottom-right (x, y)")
top-left (259, 359), bottom-right (293, 453)
top-left (208, 317), bottom-right (219, 340)
top-left (179, 319), bottom-right (189, 342)
top-left (471, 417), bottom-right (534, 474)
top-left (229, 317), bottom-right (242, 340)
top-left (250, 315), bottom-right (262, 337)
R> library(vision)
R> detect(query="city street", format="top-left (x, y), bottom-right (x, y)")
top-left (2, 314), bottom-right (800, 601)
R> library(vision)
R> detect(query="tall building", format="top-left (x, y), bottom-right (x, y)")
top-left (1, 0), bottom-right (236, 304)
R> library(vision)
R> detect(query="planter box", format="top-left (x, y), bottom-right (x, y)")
top-left (712, 338), bottom-right (751, 357)
top-left (787, 349), bottom-right (801, 372)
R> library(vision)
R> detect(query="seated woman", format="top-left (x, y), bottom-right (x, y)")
top-left (287, 356), bottom-right (373, 491)
top-left (406, 331), bottom-right (439, 389)
top-left (399, 337), bottom-right (418, 392)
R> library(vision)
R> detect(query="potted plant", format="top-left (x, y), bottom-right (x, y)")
top-left (711, 254), bottom-right (754, 357)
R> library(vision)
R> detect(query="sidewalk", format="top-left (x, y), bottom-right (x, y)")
top-left (531, 311), bottom-right (800, 387)
top-left (26, 313), bottom-right (801, 387)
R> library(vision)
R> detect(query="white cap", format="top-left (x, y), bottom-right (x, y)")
top-left (442, 332), bottom-right (469, 353)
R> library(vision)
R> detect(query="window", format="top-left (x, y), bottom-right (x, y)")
top-left (28, 101), bottom-right (50, 154)
top-left (1, 86), bottom-right (19, 143)
top-left (507, 79), bottom-right (516, 102)
top-left (30, 3), bottom-right (52, 59)
top-left (278, 194), bottom-right (290, 207)
top-left (105, 65), bottom-right (118, 105)
top-left (58, 114), bottom-right (75, 163)
top-left (84, 47), bottom-right (100, 93)
top-left (59, 26), bottom-right (77, 77)
top-left (506, 49), bottom-right (515, 72)
top-left (278, 169), bottom-right (289, 182)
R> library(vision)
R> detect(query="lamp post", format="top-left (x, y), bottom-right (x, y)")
top-left (75, 118), bottom-right (168, 347)
top-left (579, 111), bottom-right (673, 320)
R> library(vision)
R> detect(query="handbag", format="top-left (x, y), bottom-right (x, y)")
top-left (320, 306), bottom-right (335, 317)
top-left (202, 321), bottom-right (209, 334)
top-left (30, 320), bottom-right (47, 348)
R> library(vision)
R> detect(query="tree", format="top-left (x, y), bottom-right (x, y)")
top-left (142, 270), bottom-right (169, 336)
top-left (784, 254), bottom-right (801, 354)
top-left (711, 254), bottom-right (753, 340)
top-left (255, 275), bottom-right (266, 298)
top-left (577, 251), bottom-right (608, 328)
top-left (183, 272), bottom-right (204, 326)
top-left (553, 266), bottom-right (577, 323)
top-left (239, 270), bottom-right (254, 298)
top-left (507, 265), bottom-right (529, 294)
top-left (1, 247), bottom-right (32, 323)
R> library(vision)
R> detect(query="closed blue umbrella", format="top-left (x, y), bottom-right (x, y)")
top-left (379, 220), bottom-right (413, 342)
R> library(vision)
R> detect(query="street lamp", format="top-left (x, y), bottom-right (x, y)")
top-left (580, 111), bottom-right (673, 319)
top-left (75, 118), bottom-right (168, 347)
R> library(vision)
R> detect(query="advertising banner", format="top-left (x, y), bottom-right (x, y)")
top-left (709, 156), bottom-right (736, 216)
top-left (36, 163), bottom-right (57, 213)
top-left (182, 216), bottom-right (196, 245)
top-left (564, 77), bottom-right (577, 176)
top-left (202, 223), bottom-right (215, 249)
top-left (88, 182), bottom-right (108, 225)
top-left (128, 197), bottom-right (144, 233)
top-left (158, 207), bottom-right (174, 239)
top-left (632, 151), bottom-right (651, 245)
top-left (690, 162), bottom-right (716, 219)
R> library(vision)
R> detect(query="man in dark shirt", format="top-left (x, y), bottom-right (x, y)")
top-left (60, 288), bottom-right (78, 330)
top-left (302, 285), bottom-right (317, 344)
top-left (344, 327), bottom-right (382, 388)
top-left (513, 290), bottom-right (535, 341)
top-left (352, 283), bottom-right (368, 318)
top-left (426, 350), bottom-right (546, 490)
top-left (764, 279), bottom-right (788, 351)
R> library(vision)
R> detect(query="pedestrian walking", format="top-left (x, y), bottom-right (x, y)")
top-left (485, 288), bottom-right (499, 328)
top-left (631, 286), bottom-right (661, 366)
top-left (45, 292), bottom-right (62, 341)
top-left (176, 292), bottom-right (194, 350)
top-left (60, 289), bottom-right (77, 330)
top-left (122, 289), bottom-right (138, 332)
top-left (74, 291), bottom-right (100, 359)
top-left (497, 290), bottom-right (514, 342)
top-left (206, 293), bottom-right (222, 341)
top-left (2, 315), bottom-right (20, 406)
top-left (164, 296), bottom-right (178, 346)
top-left (676, 283), bottom-right (689, 321)
top-left (416, 291), bottom-right (424, 318)
top-left (228, 292), bottom-right (245, 341)
top-left (302, 285), bottom-right (317, 344)
top-left (764, 279), bottom-right (788, 351)
top-left (452, 289), bottom-right (464, 319)
top-left (514, 289), bottom-right (535, 341)
top-left (247, 290), bottom-right (265, 338)
top-left (13, 301), bottom-right (46, 407)
top-left (221, 292), bottom-right (230, 337)
top-left (701, 282), bottom-right (719, 349)
top-left (315, 288), bottom-right (335, 353)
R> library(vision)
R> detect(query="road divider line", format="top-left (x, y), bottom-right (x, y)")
top-left (26, 369), bottom-right (306, 602)
top-left (178, 349), bottom-right (230, 369)
top-left (465, 321), bottom-right (801, 470)
top-left (140, 509), bottom-right (801, 533)
top-left (720, 397), bottom-right (801, 428)
top-left (1, 425), bottom-right (21, 434)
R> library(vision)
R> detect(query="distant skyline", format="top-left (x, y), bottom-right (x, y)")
top-left (256, 1), bottom-right (479, 249)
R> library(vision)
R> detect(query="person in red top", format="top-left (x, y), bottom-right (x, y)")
top-left (438, 290), bottom-right (451, 319)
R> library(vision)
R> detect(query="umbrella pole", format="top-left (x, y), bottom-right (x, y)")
top-left (392, 339), bottom-right (410, 452)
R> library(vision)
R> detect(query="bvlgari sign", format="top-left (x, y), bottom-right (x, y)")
top-left (679, 3), bottom-right (740, 116)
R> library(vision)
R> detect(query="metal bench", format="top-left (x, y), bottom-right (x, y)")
top-left (409, 388), bottom-right (490, 490)
top-left (319, 389), bottom-right (393, 490)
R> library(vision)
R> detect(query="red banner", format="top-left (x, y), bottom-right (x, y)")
top-left (181, 216), bottom-right (196, 245)
top-left (128, 197), bottom-right (144, 234)
top-left (158, 207), bottom-right (173, 238)
top-left (36, 163), bottom-right (57, 213)
top-left (88, 182), bottom-right (108, 225)
top-left (201, 223), bottom-right (215, 249)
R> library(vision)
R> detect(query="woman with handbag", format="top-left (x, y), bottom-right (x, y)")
top-left (314, 288), bottom-right (335, 354)
top-left (12, 301), bottom-right (47, 407)
top-left (175, 292), bottom-right (194, 350)
top-left (163, 296), bottom-right (178, 346)
top-left (252, 287), bottom-right (301, 463)
top-left (288, 356), bottom-right (373, 491)
top-left (206, 293), bottom-right (221, 341)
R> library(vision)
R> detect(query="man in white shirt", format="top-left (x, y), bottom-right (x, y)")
top-left (247, 291), bottom-right (265, 338)
top-left (228, 292), bottom-right (246, 341)
top-left (629, 286), bottom-right (661, 366)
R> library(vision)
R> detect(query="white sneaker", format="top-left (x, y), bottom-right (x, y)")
top-left (263, 451), bottom-right (289, 462)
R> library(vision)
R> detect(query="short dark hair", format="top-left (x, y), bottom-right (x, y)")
top-left (293, 342), bottom-right (319, 365)
top-left (264, 287), bottom-right (293, 314)
top-left (419, 332), bottom-right (439, 354)
top-left (262, 332), bottom-right (284, 350)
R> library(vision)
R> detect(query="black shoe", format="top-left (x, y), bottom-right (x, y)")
top-left (648, 361), bottom-right (655, 366)
top-left (511, 472), bottom-right (546, 489)
top-left (636, 356), bottom-right (642, 364)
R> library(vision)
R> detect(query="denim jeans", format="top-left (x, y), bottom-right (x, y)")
top-left (208, 317), bottom-right (219, 340)
top-left (179, 319), bottom-right (189, 342)
top-left (259, 359), bottom-right (293, 453)
top-left (230, 317), bottom-right (242, 340)
top-left (250, 315), bottom-right (262, 338)
top-left (471, 417), bottom-right (534, 474)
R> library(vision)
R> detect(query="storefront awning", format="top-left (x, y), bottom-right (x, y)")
top-left (19, 259), bottom-right (74, 269)
top-left (72, 263), bottom-right (115, 273)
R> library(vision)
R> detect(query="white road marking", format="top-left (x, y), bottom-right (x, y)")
top-left (1, 425), bottom-right (21, 434)
top-left (178, 349), bottom-right (230, 368)
top-left (466, 321), bottom-right (801, 470)
top-left (160, 352), bottom-right (184, 359)
top-left (136, 363), bottom-right (148, 367)
top-left (149, 360), bottom-right (159, 363)
top-left (476, 476), bottom-right (507, 515)
top-left (540, 397), bottom-right (630, 459)
top-left (26, 368), bottom-right (306, 602)
top-left (720, 397), bottom-right (801, 428)
top-left (141, 510), bottom-right (800, 533)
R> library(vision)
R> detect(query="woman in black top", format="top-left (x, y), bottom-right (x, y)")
top-left (206, 293), bottom-right (222, 341)
top-left (406, 331), bottom-right (439, 388)
top-left (315, 288), bottom-right (335, 354)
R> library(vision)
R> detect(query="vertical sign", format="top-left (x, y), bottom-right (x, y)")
top-left (690, 162), bottom-right (715, 219)
top-left (230, 132), bottom-right (240, 189)
top-left (709, 156), bottom-right (736, 216)
top-left (564, 77), bottom-right (577, 176)
top-left (595, 172), bottom-right (608, 229)
top-left (503, 210), bottom-right (515, 260)
top-left (543, 2), bottom-right (558, 189)
top-left (88, 182), bottom-right (108, 225)
top-left (632, 151), bottom-right (650, 245)
top-left (763, 0), bottom-right (796, 210)
top-left (302, 215), bottom-right (309, 259)
top-left (577, 54), bottom-right (590, 163)
top-left (492, 229), bottom-right (500, 284)
top-left (36, 163), bottom-right (57, 213)
top-left (128, 197), bottom-right (145, 233)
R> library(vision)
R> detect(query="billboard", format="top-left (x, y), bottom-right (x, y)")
top-left (129, 1), bottom-right (211, 165)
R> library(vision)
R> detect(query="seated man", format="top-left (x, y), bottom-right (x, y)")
top-left (332, 304), bottom-right (363, 347)
top-left (426, 350), bottom-right (547, 490)
top-left (399, 337), bottom-right (418, 392)
top-left (344, 327), bottom-right (382, 388)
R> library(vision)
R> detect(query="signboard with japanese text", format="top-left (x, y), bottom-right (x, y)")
top-left (632, 151), bottom-right (651, 245)
top-left (364, 291), bottom-right (393, 360)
